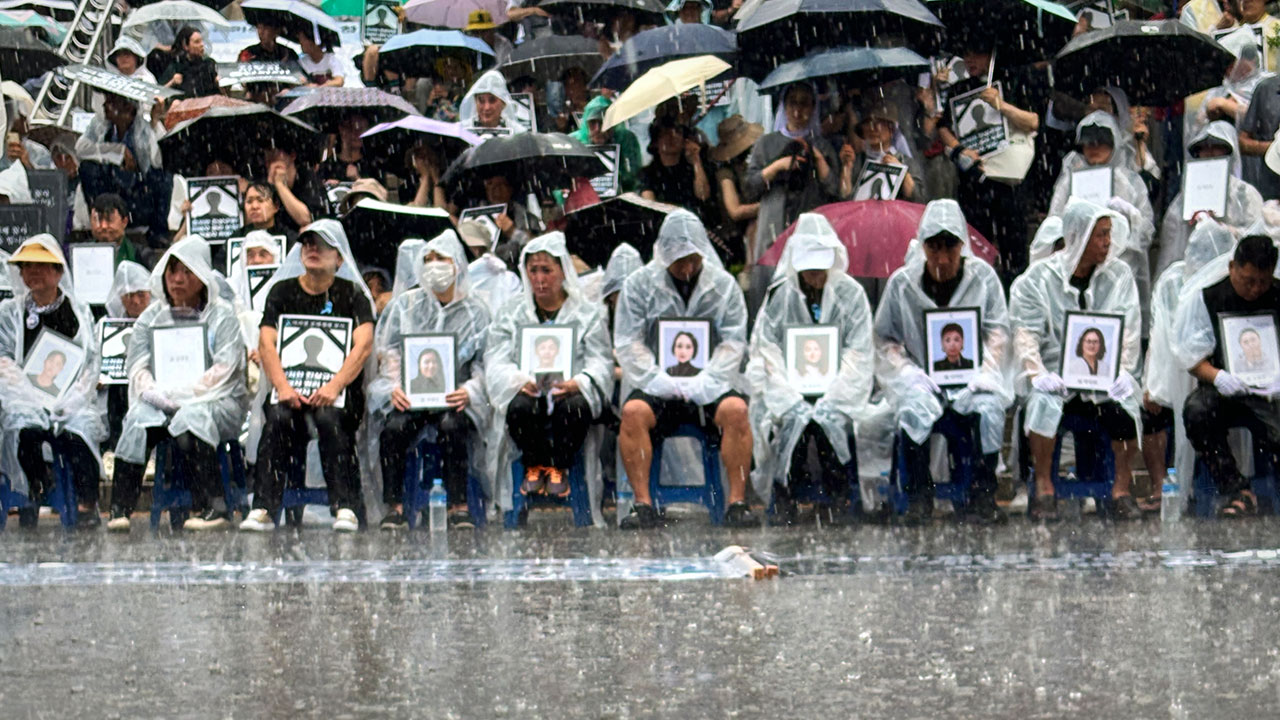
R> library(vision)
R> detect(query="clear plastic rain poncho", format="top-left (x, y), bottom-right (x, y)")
top-left (389, 237), bottom-right (427, 297)
top-left (1186, 27), bottom-right (1269, 138)
top-left (483, 231), bottom-right (613, 522)
top-left (1009, 199), bottom-right (1142, 440)
top-left (1029, 215), bottom-right (1064, 265)
top-left (0, 235), bottom-right (105, 496)
top-left (115, 236), bottom-right (249, 465)
top-left (104, 261), bottom-right (150, 318)
top-left (458, 70), bottom-right (523, 131)
top-left (745, 213), bottom-right (873, 498)
top-left (468, 252), bottom-right (522, 312)
top-left (228, 231), bottom-right (283, 308)
top-left (75, 97), bottom-right (163, 173)
top-left (367, 231), bottom-right (493, 500)
top-left (1155, 121), bottom-right (1264, 279)
top-left (601, 243), bottom-right (643, 300)
top-left (1049, 111), bottom-right (1156, 334)
top-left (0, 162), bottom-right (31, 203)
top-left (872, 200), bottom-right (1014, 456)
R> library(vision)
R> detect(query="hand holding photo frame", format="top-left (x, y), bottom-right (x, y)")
top-left (152, 324), bottom-right (208, 391)
top-left (1181, 156), bottom-right (1230, 221)
top-left (98, 318), bottom-right (135, 385)
top-left (657, 318), bottom-right (712, 379)
top-left (519, 325), bottom-right (575, 397)
top-left (1218, 312), bottom-right (1280, 388)
top-left (22, 328), bottom-right (84, 406)
top-left (924, 307), bottom-right (982, 388)
top-left (1060, 311), bottom-right (1124, 392)
top-left (785, 325), bottom-right (839, 396)
top-left (275, 315), bottom-right (353, 408)
top-left (402, 333), bottom-right (456, 410)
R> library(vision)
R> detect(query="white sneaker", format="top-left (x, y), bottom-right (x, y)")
top-left (239, 508), bottom-right (275, 532)
top-left (332, 508), bottom-right (358, 533)
top-left (106, 515), bottom-right (130, 533)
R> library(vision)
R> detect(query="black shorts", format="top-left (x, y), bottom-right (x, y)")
top-left (626, 389), bottom-right (745, 440)
top-left (1063, 396), bottom-right (1137, 442)
top-left (1141, 405), bottom-right (1174, 435)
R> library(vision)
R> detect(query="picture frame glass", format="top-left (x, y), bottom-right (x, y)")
top-left (22, 327), bottom-right (84, 405)
top-left (785, 325), bottom-right (839, 396)
top-left (925, 307), bottom-right (982, 388)
top-left (1219, 312), bottom-right (1280, 388)
top-left (1060, 311), bottom-right (1124, 392)
top-left (657, 318), bottom-right (712, 378)
top-left (519, 325), bottom-right (575, 383)
top-left (153, 324), bottom-right (208, 391)
top-left (403, 333), bottom-right (456, 410)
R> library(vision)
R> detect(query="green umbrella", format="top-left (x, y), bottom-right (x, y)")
top-left (323, 0), bottom-right (386, 16)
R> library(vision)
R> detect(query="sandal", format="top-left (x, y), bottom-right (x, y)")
top-left (544, 467), bottom-right (569, 497)
top-left (1137, 494), bottom-right (1162, 514)
top-left (1220, 490), bottom-right (1258, 519)
top-left (1029, 494), bottom-right (1058, 522)
top-left (1111, 494), bottom-right (1141, 521)
top-left (520, 466), bottom-right (545, 495)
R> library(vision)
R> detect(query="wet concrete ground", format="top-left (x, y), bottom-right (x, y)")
top-left (3, 511), bottom-right (1280, 718)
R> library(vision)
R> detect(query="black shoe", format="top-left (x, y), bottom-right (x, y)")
top-left (902, 496), bottom-right (934, 526)
top-left (447, 510), bottom-right (475, 529)
top-left (724, 501), bottom-right (757, 528)
top-left (1029, 494), bottom-right (1058, 522)
top-left (76, 507), bottom-right (102, 530)
top-left (619, 502), bottom-right (659, 530)
top-left (1111, 494), bottom-right (1141, 521)
top-left (379, 511), bottom-right (408, 531)
top-left (18, 507), bottom-right (37, 529)
top-left (963, 496), bottom-right (1007, 525)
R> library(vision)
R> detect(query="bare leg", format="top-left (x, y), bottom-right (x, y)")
top-left (715, 397), bottom-right (752, 504)
top-left (619, 399), bottom-right (657, 505)
top-left (1029, 432), bottom-right (1057, 498)
top-left (1112, 438), bottom-right (1137, 498)
top-left (1141, 431), bottom-right (1167, 503)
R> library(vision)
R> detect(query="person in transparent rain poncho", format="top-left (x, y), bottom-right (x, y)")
top-left (746, 213), bottom-right (871, 526)
top-left (107, 236), bottom-right (249, 532)
top-left (1172, 233), bottom-right (1280, 518)
top-left (872, 200), bottom-right (1014, 525)
top-left (1142, 217), bottom-right (1236, 514)
top-left (369, 230), bottom-right (491, 531)
top-left (483, 231), bottom-right (613, 523)
top-left (459, 219), bottom-right (522, 313)
top-left (100, 260), bottom-right (151, 450)
top-left (1028, 215), bottom-right (1064, 265)
top-left (1010, 199), bottom-right (1143, 522)
top-left (1189, 27), bottom-right (1269, 141)
top-left (614, 210), bottom-right (756, 529)
top-left (240, 220), bottom-right (375, 534)
top-left (459, 70), bottom-right (524, 133)
top-left (1154, 121), bottom-right (1264, 279)
top-left (1049, 110), bottom-right (1156, 335)
top-left (0, 236), bottom-right (106, 529)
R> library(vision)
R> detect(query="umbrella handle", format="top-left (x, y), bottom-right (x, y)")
top-left (692, 77), bottom-right (735, 127)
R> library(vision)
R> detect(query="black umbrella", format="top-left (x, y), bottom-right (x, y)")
top-left (736, 0), bottom-right (943, 81)
top-left (535, 0), bottom-right (666, 27)
top-left (0, 29), bottom-right (63, 83)
top-left (928, 0), bottom-right (1076, 68)
top-left (441, 132), bottom-right (608, 200)
top-left (342, 199), bottom-right (454, 271)
top-left (1054, 20), bottom-right (1234, 106)
top-left (159, 103), bottom-right (320, 177)
top-left (499, 35), bottom-right (604, 84)
top-left (564, 192), bottom-right (676, 267)
top-left (759, 46), bottom-right (930, 93)
top-left (589, 23), bottom-right (736, 90)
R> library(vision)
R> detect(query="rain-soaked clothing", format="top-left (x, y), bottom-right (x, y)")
top-left (572, 96), bottom-right (642, 193)
top-left (75, 101), bottom-right (172, 246)
top-left (459, 71), bottom-right (524, 132)
top-left (100, 260), bottom-right (151, 449)
top-left (468, 252), bottom-right (522, 313)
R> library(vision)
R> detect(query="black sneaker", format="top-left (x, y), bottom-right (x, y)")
top-left (902, 496), bottom-right (934, 527)
top-left (447, 510), bottom-right (475, 529)
top-left (619, 502), bottom-right (660, 530)
top-left (76, 507), bottom-right (102, 530)
top-left (962, 496), bottom-right (1008, 525)
top-left (18, 507), bottom-right (37, 529)
top-left (379, 511), bottom-right (408, 531)
top-left (1111, 494), bottom-right (1142, 521)
top-left (724, 501), bottom-right (758, 528)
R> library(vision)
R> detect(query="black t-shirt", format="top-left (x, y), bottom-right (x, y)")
top-left (640, 158), bottom-right (710, 215)
top-left (237, 43), bottom-right (299, 64)
top-left (1202, 275), bottom-right (1280, 371)
top-left (1068, 268), bottom-right (1094, 310)
top-left (267, 169), bottom-right (326, 233)
top-left (262, 277), bottom-right (374, 399)
top-left (23, 296), bottom-right (79, 360)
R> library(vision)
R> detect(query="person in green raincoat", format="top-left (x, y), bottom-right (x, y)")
top-left (572, 95), bottom-right (642, 194)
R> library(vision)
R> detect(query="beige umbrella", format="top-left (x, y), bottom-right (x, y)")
top-left (601, 55), bottom-right (731, 131)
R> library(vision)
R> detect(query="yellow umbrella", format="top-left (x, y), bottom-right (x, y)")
top-left (602, 55), bottom-right (732, 131)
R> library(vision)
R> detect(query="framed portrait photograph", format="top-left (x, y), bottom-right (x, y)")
top-left (924, 307), bottom-right (982, 388)
top-left (519, 324), bottom-right (575, 380)
top-left (852, 161), bottom-right (906, 201)
top-left (98, 318), bottom-right (135, 385)
top-left (657, 318), bottom-right (712, 378)
top-left (785, 325), bottom-right (839, 396)
top-left (402, 333), bottom-right (456, 410)
top-left (69, 243), bottom-right (116, 305)
top-left (275, 314), bottom-right (353, 409)
top-left (152, 324), bottom-right (208, 392)
top-left (1060, 311), bottom-right (1124, 392)
top-left (1218, 312), bottom-right (1280, 388)
top-left (22, 328), bottom-right (84, 406)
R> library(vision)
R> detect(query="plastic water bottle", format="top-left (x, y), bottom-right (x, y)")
top-left (428, 478), bottom-right (447, 532)
top-left (1161, 468), bottom-right (1181, 525)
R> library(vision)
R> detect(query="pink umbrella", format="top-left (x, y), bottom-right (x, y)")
top-left (759, 199), bottom-right (998, 279)
top-left (403, 0), bottom-right (507, 28)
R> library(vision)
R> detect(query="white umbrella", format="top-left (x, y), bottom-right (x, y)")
top-left (602, 55), bottom-right (731, 131)
top-left (121, 0), bottom-right (232, 31)
top-left (402, 0), bottom-right (507, 29)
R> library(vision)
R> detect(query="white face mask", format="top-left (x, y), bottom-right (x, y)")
top-left (422, 260), bottom-right (456, 292)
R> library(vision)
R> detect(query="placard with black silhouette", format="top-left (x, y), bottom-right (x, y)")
top-left (657, 318), bottom-right (711, 378)
top-left (459, 204), bottom-right (505, 249)
top-left (225, 234), bottom-right (288, 276)
top-left (519, 324), bottom-right (574, 397)
top-left (1219, 312), bottom-right (1280, 388)
top-left (152, 324), bottom-right (208, 392)
top-left (246, 263), bottom-right (278, 312)
top-left (510, 92), bottom-right (537, 132)
top-left (22, 327), bottom-right (84, 407)
top-left (274, 314), bottom-right (353, 408)
top-left (1181, 156), bottom-right (1230, 220)
top-left (924, 307), bottom-right (982, 388)
top-left (362, 0), bottom-right (400, 44)
top-left (949, 82), bottom-right (1009, 157)
top-left (785, 324), bottom-right (839, 396)
top-left (98, 318), bottom-right (134, 385)
top-left (1069, 166), bottom-right (1112, 207)
top-left (187, 176), bottom-right (242, 241)
top-left (588, 144), bottom-right (620, 199)
top-left (0, 204), bottom-right (42, 253)
top-left (853, 161), bottom-right (906, 201)
top-left (69, 243), bottom-right (116, 305)
top-left (402, 333), bottom-right (456, 410)
top-left (1060, 311), bottom-right (1124, 392)
top-left (26, 169), bottom-right (67, 241)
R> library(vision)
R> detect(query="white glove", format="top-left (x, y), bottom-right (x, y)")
top-left (141, 388), bottom-right (179, 413)
top-left (1250, 379), bottom-right (1280, 400)
top-left (905, 367), bottom-right (941, 395)
top-left (1031, 372), bottom-right (1067, 394)
top-left (644, 372), bottom-right (685, 401)
top-left (1107, 373), bottom-right (1135, 402)
top-left (966, 373), bottom-right (1003, 395)
top-left (1214, 370), bottom-right (1249, 397)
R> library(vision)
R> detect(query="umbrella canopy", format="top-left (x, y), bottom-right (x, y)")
top-left (602, 55), bottom-right (732, 130)
top-left (378, 29), bottom-right (494, 75)
top-left (0, 28), bottom-right (61, 82)
top-left (928, 0), bottom-right (1076, 68)
top-left (241, 0), bottom-right (342, 48)
top-left (121, 0), bottom-right (231, 32)
top-left (402, 0), bottom-right (506, 28)
top-left (1053, 20), bottom-right (1234, 106)
top-left (499, 35), bottom-right (603, 84)
top-left (159, 103), bottom-right (320, 177)
top-left (759, 46), bottom-right (930, 92)
top-left (163, 94), bottom-right (254, 130)
top-left (320, 0), bottom-right (365, 16)
top-left (0, 0), bottom-right (75, 21)
top-left (342, 199), bottom-right (453, 271)
top-left (563, 192), bottom-right (677, 267)
top-left (0, 9), bottom-right (63, 43)
top-left (589, 23), bottom-right (736, 90)
top-left (536, 0), bottom-right (664, 26)
top-left (441, 131), bottom-right (607, 199)
top-left (759, 199), bottom-right (997, 278)
top-left (280, 86), bottom-right (420, 132)
top-left (360, 116), bottom-right (481, 165)
top-left (737, 0), bottom-right (943, 81)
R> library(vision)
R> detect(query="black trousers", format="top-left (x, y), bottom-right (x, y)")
top-left (507, 392), bottom-right (591, 470)
top-left (780, 421), bottom-right (851, 502)
top-left (105, 384), bottom-right (128, 450)
top-left (255, 403), bottom-right (363, 514)
top-left (1062, 396), bottom-right (1138, 441)
top-left (1184, 384), bottom-right (1280, 494)
top-left (111, 427), bottom-right (218, 515)
top-left (900, 408), bottom-right (999, 502)
top-left (379, 410), bottom-right (472, 506)
top-left (19, 428), bottom-right (99, 505)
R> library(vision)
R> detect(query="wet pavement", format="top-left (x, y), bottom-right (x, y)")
top-left (4, 510), bottom-right (1280, 718)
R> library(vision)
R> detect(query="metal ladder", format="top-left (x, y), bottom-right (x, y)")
top-left (31, 0), bottom-right (122, 127)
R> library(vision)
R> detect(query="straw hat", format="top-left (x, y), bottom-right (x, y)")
top-left (8, 238), bottom-right (62, 265)
top-left (465, 9), bottom-right (497, 31)
top-left (709, 115), bottom-right (762, 163)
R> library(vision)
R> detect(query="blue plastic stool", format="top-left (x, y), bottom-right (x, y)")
top-left (1191, 427), bottom-right (1278, 517)
top-left (150, 440), bottom-right (248, 530)
top-left (507, 452), bottom-right (592, 528)
top-left (648, 423), bottom-right (724, 525)
top-left (1026, 412), bottom-right (1116, 512)
top-left (0, 454), bottom-right (78, 530)
top-left (888, 412), bottom-right (985, 515)
top-left (402, 433), bottom-right (487, 529)
top-left (767, 435), bottom-right (860, 518)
